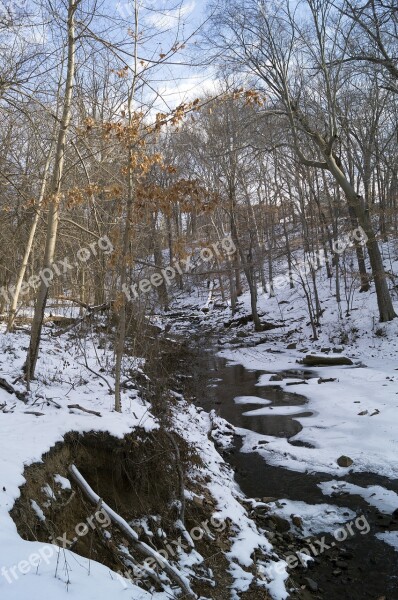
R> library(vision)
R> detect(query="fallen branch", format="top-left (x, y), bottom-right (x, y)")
top-left (24, 411), bottom-right (45, 416)
top-left (46, 397), bottom-right (62, 408)
top-left (68, 464), bottom-right (197, 599)
top-left (67, 404), bottom-right (102, 417)
top-left (0, 377), bottom-right (27, 402)
top-left (117, 548), bottom-right (165, 589)
top-left (75, 361), bottom-right (114, 394)
top-left (52, 303), bottom-right (111, 338)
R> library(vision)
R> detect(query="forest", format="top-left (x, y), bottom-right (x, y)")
top-left (0, 1), bottom-right (398, 599)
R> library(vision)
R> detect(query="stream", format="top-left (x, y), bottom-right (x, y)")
top-left (192, 350), bottom-right (398, 600)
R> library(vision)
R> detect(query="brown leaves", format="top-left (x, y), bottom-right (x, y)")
top-left (113, 65), bottom-right (129, 78)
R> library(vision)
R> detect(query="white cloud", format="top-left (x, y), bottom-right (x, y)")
top-left (145, 1), bottom-right (196, 30)
top-left (159, 72), bottom-right (219, 105)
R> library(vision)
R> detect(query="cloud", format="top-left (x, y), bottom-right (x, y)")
top-left (159, 72), bottom-right (219, 105)
top-left (145, 1), bottom-right (196, 30)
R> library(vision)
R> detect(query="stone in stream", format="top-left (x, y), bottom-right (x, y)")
top-left (265, 514), bottom-right (291, 533)
top-left (337, 455), bottom-right (354, 467)
top-left (291, 514), bottom-right (304, 529)
top-left (270, 373), bottom-right (284, 381)
top-left (304, 577), bottom-right (319, 592)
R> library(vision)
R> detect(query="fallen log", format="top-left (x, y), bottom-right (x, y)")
top-left (300, 355), bottom-right (353, 367)
top-left (68, 464), bottom-right (197, 599)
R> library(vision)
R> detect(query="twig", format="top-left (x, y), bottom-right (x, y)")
top-left (67, 404), bottom-right (102, 417)
top-left (75, 361), bottom-right (114, 394)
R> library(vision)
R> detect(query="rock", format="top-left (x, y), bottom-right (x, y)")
top-left (272, 515), bottom-right (291, 533)
top-left (192, 494), bottom-right (205, 507)
top-left (236, 331), bottom-right (248, 338)
top-left (376, 513), bottom-right (391, 528)
top-left (270, 374), bottom-right (284, 381)
top-left (287, 342), bottom-right (297, 349)
top-left (301, 354), bottom-right (353, 366)
top-left (337, 455), bottom-right (353, 467)
top-left (262, 496), bottom-right (277, 503)
top-left (358, 410), bottom-right (368, 416)
top-left (321, 347), bottom-right (331, 352)
top-left (304, 578), bottom-right (319, 592)
top-left (291, 514), bottom-right (304, 529)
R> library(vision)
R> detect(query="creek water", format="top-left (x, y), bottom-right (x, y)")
top-left (194, 351), bottom-right (398, 600)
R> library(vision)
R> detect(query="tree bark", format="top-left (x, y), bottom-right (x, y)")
top-left (25, 0), bottom-right (79, 380)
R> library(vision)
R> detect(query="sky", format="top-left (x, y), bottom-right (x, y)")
top-left (110, 0), bottom-right (218, 110)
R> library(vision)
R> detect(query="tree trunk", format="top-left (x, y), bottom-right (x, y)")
top-left (327, 153), bottom-right (396, 322)
top-left (25, 0), bottom-right (78, 380)
top-left (7, 148), bottom-right (54, 332)
top-left (114, 0), bottom-right (139, 412)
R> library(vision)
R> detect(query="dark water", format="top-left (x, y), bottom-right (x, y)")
top-left (195, 353), bottom-right (398, 600)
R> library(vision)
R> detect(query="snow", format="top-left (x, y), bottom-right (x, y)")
top-left (54, 474), bottom-right (71, 490)
top-left (319, 481), bottom-right (398, 515)
top-left (3, 237), bottom-right (398, 599)
top-left (259, 560), bottom-right (289, 600)
top-left (171, 402), bottom-right (275, 597)
top-left (30, 500), bottom-right (45, 522)
top-left (0, 328), bottom-right (162, 600)
top-left (218, 336), bottom-right (398, 478)
top-left (267, 499), bottom-right (356, 537)
top-left (169, 238), bottom-right (398, 574)
top-left (375, 531), bottom-right (398, 552)
top-left (234, 395), bottom-right (272, 405)
top-left (0, 323), bottom-right (289, 600)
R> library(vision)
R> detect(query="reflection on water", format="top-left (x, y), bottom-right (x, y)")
top-left (198, 356), bottom-right (313, 438)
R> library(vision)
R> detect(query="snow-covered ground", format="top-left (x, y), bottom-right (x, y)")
top-left (0, 328), bottom-right (159, 600)
top-left (171, 239), bottom-right (398, 559)
top-left (0, 323), bottom-right (291, 600)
